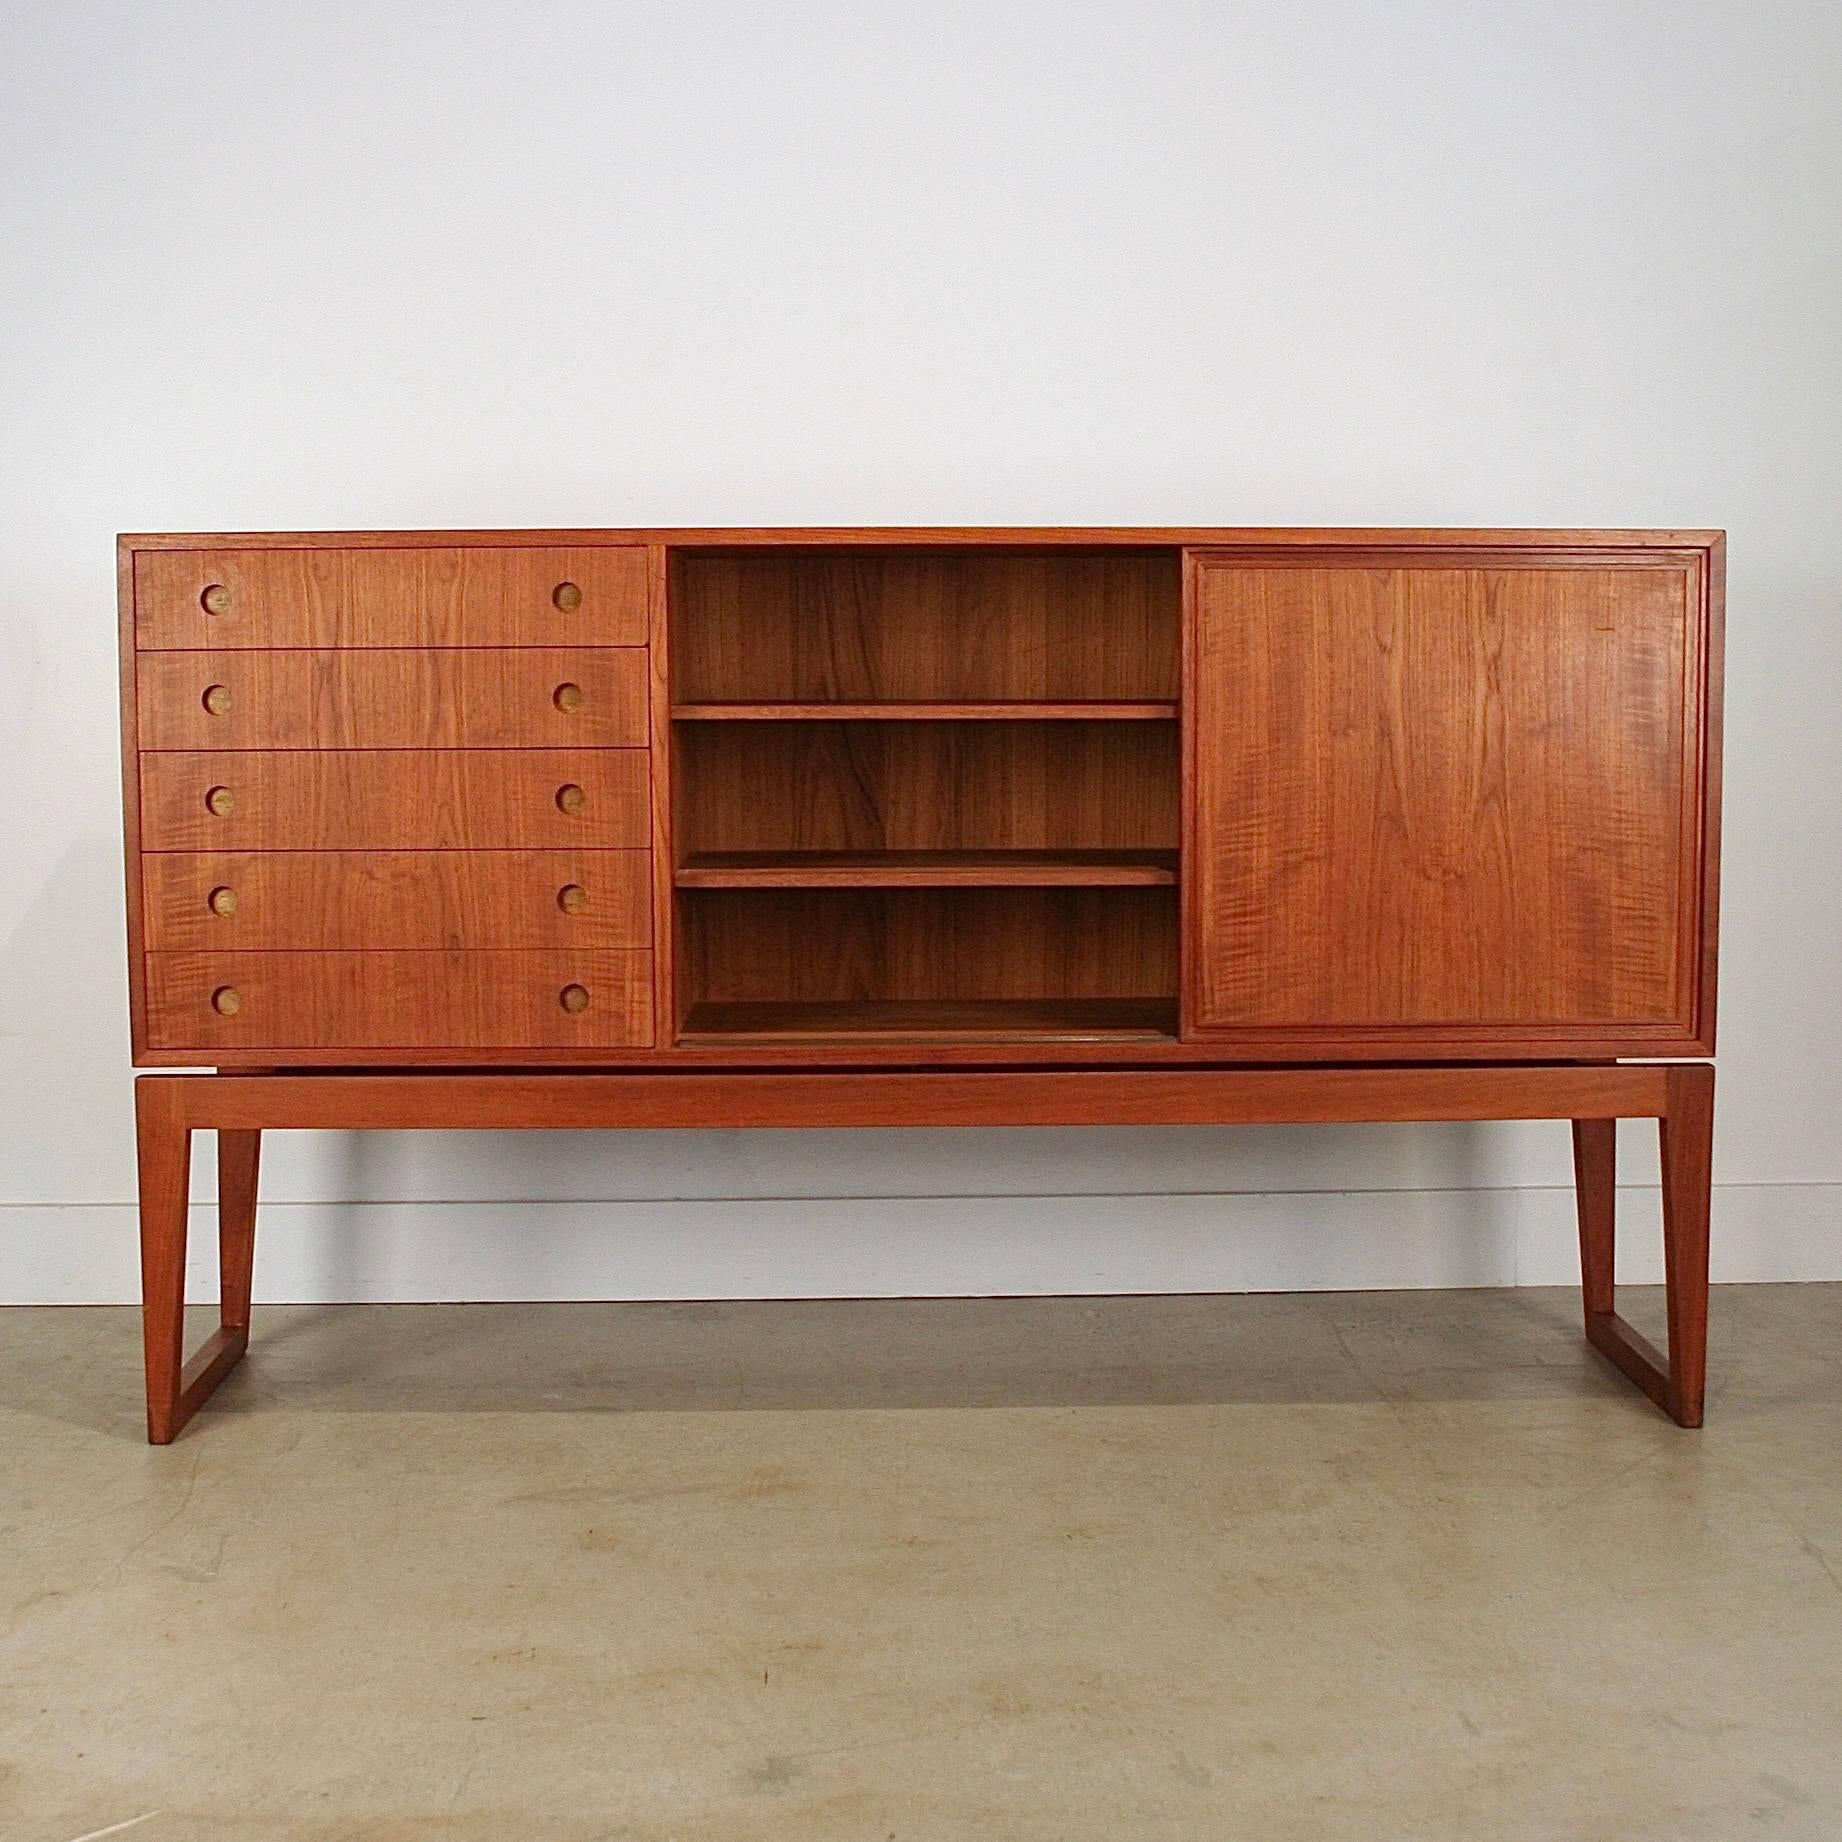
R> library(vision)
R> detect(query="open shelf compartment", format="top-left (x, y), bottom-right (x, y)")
top-left (668, 546), bottom-right (1180, 705)
top-left (676, 848), bottom-right (1179, 890)
top-left (676, 886), bottom-right (1180, 1045)
top-left (664, 544), bottom-right (1183, 1043)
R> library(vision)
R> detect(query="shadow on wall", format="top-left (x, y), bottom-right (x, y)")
top-left (281, 1108), bottom-right (1523, 1304)
top-left (0, 829), bottom-right (142, 1202)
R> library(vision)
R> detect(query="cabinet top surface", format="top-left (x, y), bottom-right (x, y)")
top-left (118, 526), bottom-right (1725, 551)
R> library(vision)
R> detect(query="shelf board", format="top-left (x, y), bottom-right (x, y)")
top-left (671, 700), bottom-right (1178, 722)
top-left (678, 997), bottom-right (1179, 1044)
top-left (675, 849), bottom-right (1179, 890)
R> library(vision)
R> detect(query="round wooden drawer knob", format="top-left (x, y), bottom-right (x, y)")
top-left (558, 883), bottom-right (589, 914)
top-left (560, 983), bottom-right (591, 1014)
top-left (556, 783), bottom-right (586, 815)
top-left (205, 785), bottom-right (235, 816)
top-left (211, 986), bottom-right (242, 1016)
top-left (553, 681), bottom-right (584, 713)
top-left (200, 584), bottom-right (231, 615)
top-left (208, 886), bottom-right (238, 917)
top-left (553, 581), bottom-right (583, 612)
top-left (202, 683), bottom-right (232, 715)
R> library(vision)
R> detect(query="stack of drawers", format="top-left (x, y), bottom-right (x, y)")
top-left (129, 544), bottom-right (656, 1054)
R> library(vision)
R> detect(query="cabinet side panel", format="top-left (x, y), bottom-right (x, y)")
top-left (1694, 537), bottom-right (1724, 1049)
top-left (120, 540), bottom-right (149, 1057)
top-left (650, 545), bottom-right (676, 1043)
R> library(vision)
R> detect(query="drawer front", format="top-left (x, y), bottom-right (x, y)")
top-left (143, 850), bottom-right (651, 951)
top-left (137, 648), bottom-right (647, 750)
top-left (145, 950), bottom-right (654, 1050)
top-left (140, 750), bottom-right (649, 850)
top-left (135, 545), bottom-right (649, 649)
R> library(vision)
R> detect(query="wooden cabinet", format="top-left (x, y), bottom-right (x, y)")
top-left (120, 526), bottom-right (1719, 1064)
top-left (118, 527), bottom-right (1725, 1436)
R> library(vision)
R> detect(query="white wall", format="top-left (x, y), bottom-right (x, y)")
top-left (2, 0), bottom-right (1838, 1304)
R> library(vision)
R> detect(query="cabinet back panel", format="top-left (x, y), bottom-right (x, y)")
top-left (1189, 554), bottom-right (1704, 1032)
top-left (671, 548), bottom-right (1180, 702)
top-left (684, 887), bottom-right (1177, 1004)
top-left (676, 721), bottom-right (1178, 855)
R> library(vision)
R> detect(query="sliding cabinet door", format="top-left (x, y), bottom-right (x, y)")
top-left (1183, 545), bottom-right (1717, 1057)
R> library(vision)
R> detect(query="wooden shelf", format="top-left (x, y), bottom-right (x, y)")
top-left (679, 997), bottom-right (1179, 1044)
top-left (676, 849), bottom-right (1179, 889)
top-left (671, 701), bottom-right (1178, 722)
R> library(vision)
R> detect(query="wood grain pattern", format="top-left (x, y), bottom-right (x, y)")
top-left (124, 528), bottom-right (1725, 553)
top-left (1572, 1117), bottom-right (1617, 1318)
top-left (671, 549), bottom-right (1179, 702)
top-left (676, 721), bottom-right (1178, 857)
top-left (1577, 1063), bottom-right (1714, 1427)
top-left (156, 1063), bottom-right (1679, 1133)
top-left (1658, 1062), bottom-right (1715, 1425)
top-left (119, 523), bottom-right (1726, 1431)
top-left (119, 537), bottom-right (149, 1052)
top-left (134, 545), bottom-right (648, 648)
top-left (646, 544), bottom-right (679, 1044)
top-left (680, 997), bottom-right (1176, 1041)
top-left (675, 849), bottom-right (1178, 888)
top-left (672, 701), bottom-right (1176, 721)
top-left (118, 525), bottom-right (1721, 1072)
top-left (138, 648), bottom-right (646, 750)
top-left (1187, 550), bottom-right (1705, 1041)
top-left (682, 887), bottom-right (1177, 1008)
top-left (128, 1029), bottom-right (1710, 1071)
top-left (145, 950), bottom-right (654, 1050)
top-left (139, 749), bottom-right (649, 851)
top-left (143, 850), bottom-right (650, 950)
top-left (217, 1130), bottom-right (260, 1333)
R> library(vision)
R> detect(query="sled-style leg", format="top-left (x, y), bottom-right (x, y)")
top-left (1575, 1065), bottom-right (1714, 1427)
top-left (136, 1080), bottom-right (253, 1444)
top-left (217, 1129), bottom-right (261, 1334)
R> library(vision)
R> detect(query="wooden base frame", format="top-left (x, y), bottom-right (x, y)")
top-left (133, 1063), bottom-right (1714, 1442)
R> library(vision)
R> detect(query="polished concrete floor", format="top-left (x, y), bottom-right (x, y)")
top-left (1, 1285), bottom-right (1839, 1842)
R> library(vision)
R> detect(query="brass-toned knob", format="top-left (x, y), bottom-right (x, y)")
top-left (208, 886), bottom-right (238, 917)
top-left (205, 785), bottom-right (235, 817)
top-left (560, 983), bottom-right (590, 1014)
top-left (553, 581), bottom-right (583, 612)
top-left (200, 584), bottom-right (231, 615)
top-left (211, 986), bottom-right (242, 1016)
top-left (557, 883), bottom-right (589, 914)
top-left (553, 682), bottom-right (583, 713)
top-left (202, 683), bottom-right (232, 715)
top-left (556, 783), bottom-right (586, 815)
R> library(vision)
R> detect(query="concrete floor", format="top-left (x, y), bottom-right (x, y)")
top-left (1, 1286), bottom-right (1839, 1842)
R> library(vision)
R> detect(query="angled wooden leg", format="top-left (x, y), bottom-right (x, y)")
top-left (137, 1078), bottom-right (191, 1444)
top-left (1572, 1117), bottom-right (1616, 1321)
top-left (1575, 1065), bottom-right (1714, 1427)
top-left (135, 1080), bottom-right (251, 1444)
top-left (1659, 1064), bottom-right (1714, 1428)
top-left (218, 1129), bottom-right (261, 1333)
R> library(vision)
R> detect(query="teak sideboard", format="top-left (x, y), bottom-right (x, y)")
top-left (118, 527), bottom-right (1723, 1441)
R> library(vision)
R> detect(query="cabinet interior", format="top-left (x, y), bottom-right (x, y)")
top-left (668, 546), bottom-right (1183, 1042)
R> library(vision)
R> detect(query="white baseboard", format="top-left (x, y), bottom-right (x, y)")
top-left (0, 1184), bottom-right (1835, 1304)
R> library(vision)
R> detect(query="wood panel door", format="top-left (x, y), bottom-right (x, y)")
top-left (1183, 546), bottom-right (1719, 1057)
